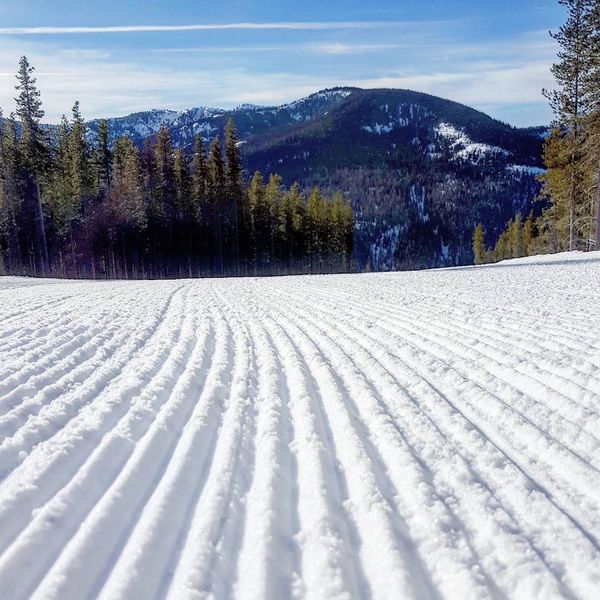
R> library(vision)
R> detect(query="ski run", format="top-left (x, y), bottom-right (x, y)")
top-left (1, 252), bottom-right (600, 600)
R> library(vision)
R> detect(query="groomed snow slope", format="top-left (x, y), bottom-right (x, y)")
top-left (1, 253), bottom-right (600, 600)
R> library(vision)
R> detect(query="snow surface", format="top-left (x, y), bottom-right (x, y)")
top-left (435, 122), bottom-right (508, 164)
top-left (1, 252), bottom-right (600, 599)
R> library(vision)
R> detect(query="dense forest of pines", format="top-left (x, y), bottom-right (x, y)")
top-left (0, 58), bottom-right (353, 278)
top-left (474, 0), bottom-right (600, 263)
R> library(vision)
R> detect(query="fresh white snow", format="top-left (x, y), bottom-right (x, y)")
top-left (435, 122), bottom-right (508, 164)
top-left (1, 252), bottom-right (600, 599)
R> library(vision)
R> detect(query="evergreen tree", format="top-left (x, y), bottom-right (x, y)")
top-left (191, 134), bottom-right (206, 221)
top-left (278, 182), bottom-right (303, 267)
top-left (583, 0), bottom-right (600, 247)
top-left (68, 101), bottom-right (93, 214)
top-left (305, 188), bottom-right (326, 267)
top-left (173, 148), bottom-right (194, 274)
top-left (523, 213), bottom-right (535, 255)
top-left (111, 137), bottom-right (146, 227)
top-left (265, 174), bottom-right (284, 266)
top-left (0, 111), bottom-right (22, 271)
top-left (153, 125), bottom-right (175, 221)
top-left (94, 119), bottom-right (112, 190)
top-left (14, 55), bottom-right (49, 274)
top-left (472, 223), bottom-right (486, 264)
top-left (493, 229), bottom-right (511, 262)
top-left (225, 119), bottom-right (243, 272)
top-left (47, 115), bottom-right (73, 238)
top-left (509, 213), bottom-right (524, 258)
top-left (0, 68), bottom-right (354, 279)
top-left (543, 0), bottom-right (594, 250)
top-left (173, 149), bottom-right (191, 218)
top-left (206, 137), bottom-right (225, 273)
top-left (247, 171), bottom-right (266, 271)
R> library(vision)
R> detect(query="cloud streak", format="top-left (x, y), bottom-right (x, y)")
top-left (0, 28), bottom-right (554, 126)
top-left (156, 43), bottom-right (408, 55)
top-left (0, 21), bottom-right (412, 35)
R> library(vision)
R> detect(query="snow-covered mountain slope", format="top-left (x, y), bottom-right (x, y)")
top-left (1, 252), bottom-right (599, 599)
top-left (73, 87), bottom-right (548, 270)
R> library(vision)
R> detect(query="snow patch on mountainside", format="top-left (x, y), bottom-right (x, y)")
top-left (282, 88), bottom-right (353, 111)
top-left (369, 223), bottom-right (407, 271)
top-left (435, 122), bottom-right (508, 164)
top-left (507, 164), bottom-right (546, 176)
top-left (362, 123), bottom-right (395, 134)
top-left (409, 185), bottom-right (429, 223)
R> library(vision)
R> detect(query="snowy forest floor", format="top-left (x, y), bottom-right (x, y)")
top-left (1, 252), bottom-right (600, 599)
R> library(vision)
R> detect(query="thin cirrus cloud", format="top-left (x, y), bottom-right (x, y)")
top-left (0, 21), bottom-right (555, 126)
top-left (157, 43), bottom-right (408, 55)
top-left (0, 21), bottom-right (415, 35)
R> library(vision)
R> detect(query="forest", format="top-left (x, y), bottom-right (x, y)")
top-left (0, 58), bottom-right (353, 278)
top-left (473, 0), bottom-right (600, 264)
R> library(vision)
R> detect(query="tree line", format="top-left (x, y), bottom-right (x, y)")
top-left (473, 214), bottom-right (540, 263)
top-left (0, 57), bottom-right (353, 278)
top-left (473, 0), bottom-right (600, 263)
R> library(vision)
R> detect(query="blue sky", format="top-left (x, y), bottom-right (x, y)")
top-left (0, 1), bottom-right (564, 126)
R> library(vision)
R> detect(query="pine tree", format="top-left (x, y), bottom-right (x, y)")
top-left (173, 148), bottom-right (193, 274)
top-left (0, 110), bottom-right (22, 271)
top-left (94, 119), bottom-right (112, 190)
top-left (173, 149), bottom-right (191, 218)
top-left (493, 229), bottom-right (511, 262)
top-left (0, 104), bottom-right (354, 277)
top-left (111, 136), bottom-right (146, 227)
top-left (47, 115), bottom-right (73, 237)
top-left (278, 182), bottom-right (304, 267)
top-left (0, 114), bottom-right (24, 273)
top-left (305, 188), bottom-right (326, 268)
top-left (154, 125), bottom-right (175, 221)
top-left (522, 213), bottom-right (535, 255)
top-left (265, 174), bottom-right (284, 269)
top-left (340, 197), bottom-right (354, 258)
top-left (0, 110), bottom-right (7, 272)
top-left (472, 223), bottom-right (486, 264)
top-left (206, 137), bottom-right (225, 273)
top-left (191, 134), bottom-right (206, 221)
top-left (14, 56), bottom-right (49, 274)
top-left (543, 0), bottom-right (594, 250)
top-left (104, 136), bottom-right (146, 277)
top-left (247, 171), bottom-right (266, 271)
top-left (509, 213), bottom-right (524, 258)
top-left (68, 101), bottom-right (93, 213)
top-left (224, 119), bottom-right (243, 273)
top-left (583, 0), bottom-right (600, 247)
top-left (538, 128), bottom-right (569, 251)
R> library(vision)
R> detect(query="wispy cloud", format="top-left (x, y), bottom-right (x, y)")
top-left (304, 42), bottom-right (407, 55)
top-left (0, 27), bottom-right (555, 126)
top-left (0, 21), bottom-right (412, 35)
top-left (157, 43), bottom-right (407, 55)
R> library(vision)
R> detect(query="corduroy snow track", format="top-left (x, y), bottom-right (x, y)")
top-left (1, 252), bottom-right (600, 599)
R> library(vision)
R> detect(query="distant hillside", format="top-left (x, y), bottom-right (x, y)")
top-left (89, 87), bottom-right (546, 270)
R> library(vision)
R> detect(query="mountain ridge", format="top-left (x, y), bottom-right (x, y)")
top-left (83, 87), bottom-right (546, 155)
top-left (33, 86), bottom-right (546, 270)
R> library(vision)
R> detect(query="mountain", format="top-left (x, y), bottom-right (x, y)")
top-left (90, 88), bottom-right (546, 270)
